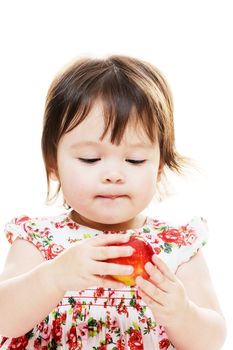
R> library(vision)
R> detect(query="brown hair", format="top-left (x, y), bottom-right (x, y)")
top-left (41, 54), bottom-right (187, 204)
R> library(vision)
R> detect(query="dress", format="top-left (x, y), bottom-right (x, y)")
top-left (0, 212), bottom-right (208, 350)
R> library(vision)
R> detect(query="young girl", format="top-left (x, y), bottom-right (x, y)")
top-left (0, 55), bottom-right (226, 349)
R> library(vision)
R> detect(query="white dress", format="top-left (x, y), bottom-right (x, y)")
top-left (0, 212), bottom-right (208, 349)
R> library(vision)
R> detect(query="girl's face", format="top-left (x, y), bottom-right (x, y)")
top-left (54, 100), bottom-right (162, 231)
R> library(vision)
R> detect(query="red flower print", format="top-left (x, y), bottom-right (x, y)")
top-left (34, 337), bottom-right (42, 349)
top-left (158, 227), bottom-right (197, 246)
top-left (152, 219), bottom-right (166, 228)
top-left (105, 313), bottom-right (111, 328)
top-left (37, 321), bottom-right (50, 341)
top-left (76, 322), bottom-right (88, 339)
top-left (14, 216), bottom-right (31, 225)
top-left (51, 318), bottom-right (63, 343)
top-left (94, 287), bottom-right (105, 302)
top-left (99, 345), bottom-right (106, 350)
top-left (154, 247), bottom-right (161, 255)
top-left (73, 301), bottom-right (83, 320)
top-left (55, 222), bottom-right (66, 229)
top-left (116, 337), bottom-right (126, 350)
top-left (0, 337), bottom-right (8, 346)
top-left (108, 289), bottom-right (116, 306)
top-left (67, 222), bottom-right (80, 230)
top-left (60, 311), bottom-right (67, 324)
top-left (135, 302), bottom-right (142, 311)
top-left (40, 228), bottom-right (51, 238)
top-left (97, 320), bottom-right (103, 333)
top-left (117, 303), bottom-right (129, 317)
top-left (159, 338), bottom-right (171, 349)
top-left (128, 329), bottom-right (143, 350)
top-left (55, 221), bottom-right (79, 230)
top-left (136, 289), bottom-right (142, 300)
top-left (8, 335), bottom-right (29, 349)
top-left (159, 325), bottom-right (165, 336)
top-left (22, 223), bottom-right (36, 234)
top-left (67, 326), bottom-right (81, 350)
top-left (105, 333), bottom-right (112, 344)
top-left (46, 243), bottom-right (64, 258)
top-left (110, 319), bottom-right (118, 331)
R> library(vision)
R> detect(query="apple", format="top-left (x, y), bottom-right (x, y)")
top-left (106, 235), bottom-right (155, 287)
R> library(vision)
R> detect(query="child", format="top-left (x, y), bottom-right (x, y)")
top-left (0, 55), bottom-right (226, 349)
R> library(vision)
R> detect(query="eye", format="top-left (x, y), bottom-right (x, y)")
top-left (126, 159), bottom-right (146, 165)
top-left (78, 158), bottom-right (101, 163)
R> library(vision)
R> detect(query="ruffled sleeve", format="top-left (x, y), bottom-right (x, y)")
top-left (4, 215), bottom-right (47, 259)
top-left (176, 216), bottom-right (209, 268)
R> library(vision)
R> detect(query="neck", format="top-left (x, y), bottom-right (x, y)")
top-left (69, 211), bottom-right (147, 231)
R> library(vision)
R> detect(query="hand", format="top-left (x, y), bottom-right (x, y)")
top-left (135, 255), bottom-right (190, 327)
top-left (52, 234), bottom-right (134, 292)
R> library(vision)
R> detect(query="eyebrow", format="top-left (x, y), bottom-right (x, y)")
top-left (70, 141), bottom-right (152, 149)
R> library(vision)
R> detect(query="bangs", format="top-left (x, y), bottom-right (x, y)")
top-left (58, 59), bottom-right (159, 145)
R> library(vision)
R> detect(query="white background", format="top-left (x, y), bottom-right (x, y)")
top-left (0, 1), bottom-right (232, 348)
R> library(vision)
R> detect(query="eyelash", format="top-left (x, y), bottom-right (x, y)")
top-left (78, 158), bottom-right (146, 165)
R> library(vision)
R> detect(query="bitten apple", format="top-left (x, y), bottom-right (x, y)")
top-left (106, 235), bottom-right (155, 287)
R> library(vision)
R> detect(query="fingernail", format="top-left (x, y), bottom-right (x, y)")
top-left (145, 262), bottom-right (153, 272)
top-left (136, 276), bottom-right (143, 284)
top-left (126, 266), bottom-right (134, 274)
top-left (123, 234), bottom-right (130, 241)
top-left (128, 247), bottom-right (135, 255)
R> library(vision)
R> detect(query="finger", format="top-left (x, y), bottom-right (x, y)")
top-left (144, 262), bottom-right (172, 293)
top-left (137, 288), bottom-right (163, 314)
top-left (152, 255), bottom-right (176, 282)
top-left (136, 276), bottom-right (165, 307)
top-left (90, 261), bottom-right (134, 276)
top-left (90, 233), bottom-right (131, 247)
top-left (90, 245), bottom-right (134, 260)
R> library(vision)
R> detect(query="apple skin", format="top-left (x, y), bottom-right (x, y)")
top-left (106, 235), bottom-right (155, 287)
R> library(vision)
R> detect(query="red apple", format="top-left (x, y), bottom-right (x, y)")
top-left (106, 235), bottom-right (155, 287)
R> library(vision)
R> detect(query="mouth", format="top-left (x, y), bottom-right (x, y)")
top-left (96, 194), bottom-right (128, 199)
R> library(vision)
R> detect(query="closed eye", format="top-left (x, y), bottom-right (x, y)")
top-left (78, 158), bottom-right (101, 163)
top-left (78, 158), bottom-right (146, 165)
top-left (126, 159), bottom-right (146, 164)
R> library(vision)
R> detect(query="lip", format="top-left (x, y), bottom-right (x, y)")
top-left (96, 194), bottom-right (128, 199)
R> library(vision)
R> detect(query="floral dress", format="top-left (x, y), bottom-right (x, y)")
top-left (0, 213), bottom-right (208, 350)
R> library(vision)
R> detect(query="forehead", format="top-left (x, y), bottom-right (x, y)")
top-left (61, 100), bottom-right (154, 147)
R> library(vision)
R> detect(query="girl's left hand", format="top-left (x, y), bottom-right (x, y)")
top-left (136, 254), bottom-right (190, 328)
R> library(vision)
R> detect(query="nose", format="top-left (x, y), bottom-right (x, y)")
top-left (101, 170), bottom-right (125, 184)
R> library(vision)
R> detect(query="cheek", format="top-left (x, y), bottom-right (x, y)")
top-left (138, 163), bottom-right (159, 184)
top-left (58, 164), bottom-right (93, 200)
top-left (132, 166), bottom-right (157, 197)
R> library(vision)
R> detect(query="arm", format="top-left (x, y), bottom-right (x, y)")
top-left (166, 251), bottom-right (227, 350)
top-left (0, 239), bottom-right (65, 337)
top-left (136, 251), bottom-right (227, 350)
top-left (0, 234), bottom-right (134, 338)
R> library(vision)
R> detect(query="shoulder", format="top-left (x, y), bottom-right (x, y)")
top-left (0, 237), bottom-right (45, 282)
top-left (148, 216), bottom-right (208, 244)
top-left (145, 216), bottom-right (209, 272)
top-left (0, 212), bottom-right (80, 282)
top-left (4, 212), bottom-right (80, 260)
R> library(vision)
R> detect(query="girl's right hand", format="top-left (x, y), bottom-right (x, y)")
top-left (51, 234), bottom-right (134, 292)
